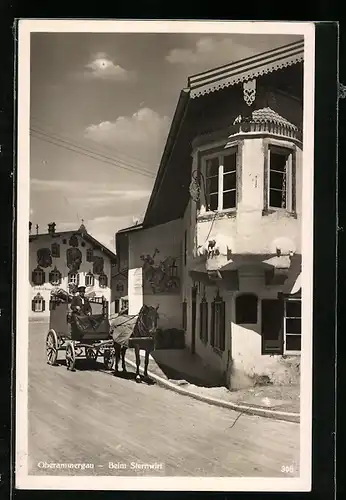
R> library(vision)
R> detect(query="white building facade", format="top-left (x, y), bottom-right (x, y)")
top-left (116, 41), bottom-right (304, 388)
top-left (29, 223), bottom-right (116, 319)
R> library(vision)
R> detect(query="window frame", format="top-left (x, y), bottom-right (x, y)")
top-left (49, 267), bottom-right (62, 286)
top-left (264, 141), bottom-right (297, 215)
top-left (85, 272), bottom-right (95, 287)
top-left (68, 272), bottom-right (79, 286)
top-left (98, 272), bottom-right (108, 288)
top-left (283, 297), bottom-right (302, 355)
top-left (51, 242), bottom-right (60, 258)
top-left (86, 248), bottom-right (94, 262)
top-left (199, 143), bottom-right (241, 215)
top-left (32, 267), bottom-right (45, 286)
top-left (32, 293), bottom-right (45, 313)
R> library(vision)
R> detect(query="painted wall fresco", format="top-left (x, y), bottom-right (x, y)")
top-left (140, 248), bottom-right (180, 295)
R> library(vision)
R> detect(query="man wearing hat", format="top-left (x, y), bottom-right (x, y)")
top-left (71, 286), bottom-right (92, 316)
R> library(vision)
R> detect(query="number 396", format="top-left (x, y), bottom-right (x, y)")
top-left (281, 465), bottom-right (294, 473)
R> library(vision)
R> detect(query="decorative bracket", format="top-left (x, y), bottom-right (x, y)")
top-left (243, 79), bottom-right (256, 106)
top-left (339, 83), bottom-right (346, 99)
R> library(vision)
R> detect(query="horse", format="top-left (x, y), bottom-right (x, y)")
top-left (109, 304), bottom-right (159, 383)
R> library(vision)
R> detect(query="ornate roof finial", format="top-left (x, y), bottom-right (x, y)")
top-left (78, 218), bottom-right (87, 233)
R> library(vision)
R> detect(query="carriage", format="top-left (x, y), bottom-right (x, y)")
top-left (45, 289), bottom-right (115, 371)
top-left (45, 289), bottom-right (157, 377)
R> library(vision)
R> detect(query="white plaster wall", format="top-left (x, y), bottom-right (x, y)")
top-left (29, 232), bottom-right (113, 318)
top-left (195, 138), bottom-right (302, 257)
top-left (128, 219), bottom-right (183, 329)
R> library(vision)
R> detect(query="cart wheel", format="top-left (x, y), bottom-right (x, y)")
top-left (46, 329), bottom-right (58, 366)
top-left (103, 349), bottom-right (115, 370)
top-left (66, 342), bottom-right (76, 371)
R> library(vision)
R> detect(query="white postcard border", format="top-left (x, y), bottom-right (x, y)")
top-left (15, 19), bottom-right (315, 492)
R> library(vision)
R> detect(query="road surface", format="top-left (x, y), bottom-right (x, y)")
top-left (27, 320), bottom-right (300, 477)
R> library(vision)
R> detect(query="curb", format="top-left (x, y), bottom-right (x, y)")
top-left (124, 358), bottom-right (300, 424)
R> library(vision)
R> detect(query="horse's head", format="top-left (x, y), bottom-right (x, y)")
top-left (139, 304), bottom-right (159, 335)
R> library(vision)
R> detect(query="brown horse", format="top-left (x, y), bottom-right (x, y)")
top-left (109, 305), bottom-right (159, 383)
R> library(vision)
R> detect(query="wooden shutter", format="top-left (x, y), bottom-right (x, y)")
top-left (210, 301), bottom-right (215, 347)
top-left (219, 300), bottom-right (226, 351)
top-left (261, 299), bottom-right (284, 354)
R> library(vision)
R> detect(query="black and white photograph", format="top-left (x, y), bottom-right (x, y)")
top-left (16, 20), bottom-right (315, 491)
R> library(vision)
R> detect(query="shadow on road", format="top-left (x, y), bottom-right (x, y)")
top-left (55, 359), bottom-right (156, 385)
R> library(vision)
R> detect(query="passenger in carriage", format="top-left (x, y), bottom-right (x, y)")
top-left (71, 286), bottom-right (92, 317)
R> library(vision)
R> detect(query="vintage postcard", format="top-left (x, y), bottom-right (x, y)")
top-left (16, 20), bottom-right (315, 491)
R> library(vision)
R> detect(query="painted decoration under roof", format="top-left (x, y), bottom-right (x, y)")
top-left (69, 234), bottom-right (79, 247)
top-left (66, 247), bottom-right (82, 272)
top-left (93, 256), bottom-right (104, 275)
top-left (37, 248), bottom-right (52, 268)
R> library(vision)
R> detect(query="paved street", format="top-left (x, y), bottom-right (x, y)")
top-left (28, 320), bottom-right (300, 477)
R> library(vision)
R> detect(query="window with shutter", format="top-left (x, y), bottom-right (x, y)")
top-left (32, 267), bottom-right (45, 286)
top-left (182, 300), bottom-right (187, 331)
top-left (85, 272), bottom-right (95, 287)
top-left (99, 273), bottom-right (108, 288)
top-left (284, 298), bottom-right (301, 354)
top-left (32, 293), bottom-right (45, 312)
top-left (211, 291), bottom-right (225, 351)
top-left (261, 299), bottom-right (284, 354)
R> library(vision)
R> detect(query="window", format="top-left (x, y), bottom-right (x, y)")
top-left (32, 267), bottom-right (45, 286)
top-left (121, 298), bottom-right (129, 311)
top-left (32, 293), bottom-right (45, 313)
top-left (85, 272), bottom-right (94, 287)
top-left (51, 242), bottom-right (60, 258)
top-left (236, 294), bottom-right (258, 324)
top-left (49, 267), bottom-right (62, 286)
top-left (261, 299), bottom-right (284, 354)
top-left (210, 292), bottom-right (225, 351)
top-left (86, 248), bottom-right (94, 262)
top-left (284, 299), bottom-right (301, 353)
top-left (203, 148), bottom-right (238, 212)
top-left (182, 300), bottom-right (187, 331)
top-left (99, 273), bottom-right (108, 288)
top-left (266, 145), bottom-right (296, 212)
top-left (199, 297), bottom-right (208, 343)
top-left (68, 272), bottom-right (79, 286)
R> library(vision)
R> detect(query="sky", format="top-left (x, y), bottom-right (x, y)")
top-left (30, 31), bottom-right (302, 252)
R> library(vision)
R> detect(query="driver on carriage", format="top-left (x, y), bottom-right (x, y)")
top-left (71, 286), bottom-right (92, 317)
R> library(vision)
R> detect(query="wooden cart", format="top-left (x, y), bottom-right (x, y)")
top-left (46, 295), bottom-right (115, 371)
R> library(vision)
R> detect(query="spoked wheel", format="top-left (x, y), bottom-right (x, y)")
top-left (66, 342), bottom-right (76, 371)
top-left (46, 329), bottom-right (58, 366)
top-left (103, 349), bottom-right (115, 370)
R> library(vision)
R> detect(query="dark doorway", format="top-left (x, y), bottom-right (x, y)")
top-left (261, 299), bottom-right (284, 354)
top-left (191, 286), bottom-right (198, 354)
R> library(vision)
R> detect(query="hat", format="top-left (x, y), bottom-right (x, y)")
top-left (77, 286), bottom-right (86, 292)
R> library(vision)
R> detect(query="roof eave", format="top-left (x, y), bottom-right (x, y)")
top-left (143, 88), bottom-right (190, 226)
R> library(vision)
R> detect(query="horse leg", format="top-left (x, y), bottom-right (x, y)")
top-left (121, 346), bottom-right (127, 372)
top-left (113, 344), bottom-right (120, 374)
top-left (144, 350), bottom-right (150, 378)
top-left (134, 344), bottom-right (141, 383)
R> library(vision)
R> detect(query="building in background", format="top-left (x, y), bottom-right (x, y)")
top-left (115, 40), bottom-right (304, 387)
top-left (29, 222), bottom-right (116, 319)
